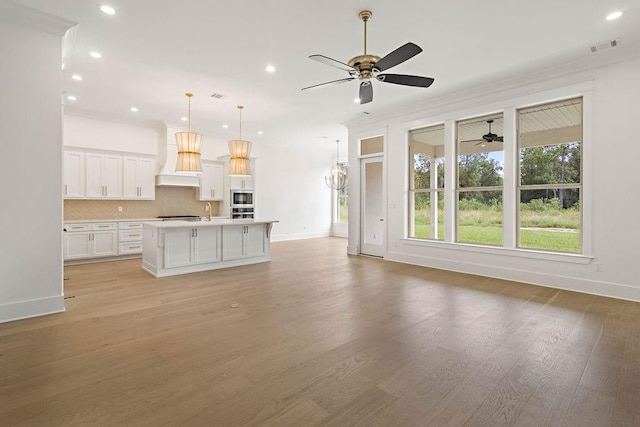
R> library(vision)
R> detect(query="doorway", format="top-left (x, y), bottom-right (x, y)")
top-left (360, 156), bottom-right (384, 257)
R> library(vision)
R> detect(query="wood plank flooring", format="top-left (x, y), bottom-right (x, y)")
top-left (1, 237), bottom-right (639, 426)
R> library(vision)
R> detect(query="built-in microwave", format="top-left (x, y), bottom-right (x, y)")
top-left (231, 190), bottom-right (254, 207)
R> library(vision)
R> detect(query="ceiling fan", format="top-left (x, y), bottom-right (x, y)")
top-left (302, 10), bottom-right (435, 104)
top-left (462, 119), bottom-right (504, 146)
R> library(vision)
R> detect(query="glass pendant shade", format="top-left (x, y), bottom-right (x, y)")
top-left (228, 106), bottom-right (252, 176)
top-left (175, 93), bottom-right (202, 172)
top-left (175, 131), bottom-right (202, 172)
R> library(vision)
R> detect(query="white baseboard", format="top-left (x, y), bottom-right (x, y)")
top-left (271, 231), bottom-right (331, 242)
top-left (385, 251), bottom-right (640, 303)
top-left (0, 295), bottom-right (65, 324)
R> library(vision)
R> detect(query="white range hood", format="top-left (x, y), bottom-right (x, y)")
top-left (155, 126), bottom-right (200, 187)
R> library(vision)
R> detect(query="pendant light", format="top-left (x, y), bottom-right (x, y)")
top-left (228, 105), bottom-right (252, 176)
top-left (325, 139), bottom-right (347, 190)
top-left (175, 93), bottom-right (202, 172)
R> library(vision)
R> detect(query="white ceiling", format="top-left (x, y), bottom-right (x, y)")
top-left (12, 0), bottom-right (640, 152)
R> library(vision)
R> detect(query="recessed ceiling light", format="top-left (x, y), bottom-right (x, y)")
top-left (258, 131), bottom-right (263, 135)
top-left (67, 95), bottom-right (77, 101)
top-left (100, 4), bottom-right (116, 15)
top-left (181, 117), bottom-right (188, 121)
top-left (130, 107), bottom-right (138, 112)
top-left (71, 74), bottom-right (83, 81)
top-left (90, 51), bottom-right (102, 59)
top-left (606, 10), bottom-right (622, 20)
top-left (222, 124), bottom-right (229, 129)
top-left (265, 65), bottom-right (276, 73)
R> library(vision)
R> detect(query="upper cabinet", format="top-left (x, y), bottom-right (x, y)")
top-left (198, 161), bottom-right (224, 201)
top-left (123, 155), bottom-right (156, 200)
top-left (63, 150), bottom-right (85, 198)
top-left (64, 148), bottom-right (155, 200)
top-left (229, 174), bottom-right (254, 190)
top-left (86, 153), bottom-right (122, 199)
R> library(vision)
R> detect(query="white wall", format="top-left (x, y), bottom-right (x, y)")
top-left (64, 113), bottom-right (161, 155)
top-left (0, 4), bottom-right (74, 322)
top-left (346, 56), bottom-right (640, 302)
top-left (63, 113), bottom-right (334, 241)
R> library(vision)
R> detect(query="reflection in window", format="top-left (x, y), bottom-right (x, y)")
top-left (457, 114), bottom-right (504, 246)
top-left (518, 98), bottom-right (582, 253)
top-left (336, 162), bottom-right (348, 223)
top-left (409, 124), bottom-right (444, 240)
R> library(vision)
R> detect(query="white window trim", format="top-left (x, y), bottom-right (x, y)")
top-left (401, 82), bottom-right (593, 258)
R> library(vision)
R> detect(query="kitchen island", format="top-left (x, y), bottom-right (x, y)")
top-left (142, 219), bottom-right (277, 277)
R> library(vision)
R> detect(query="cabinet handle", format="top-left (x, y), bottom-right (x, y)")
top-left (129, 245), bottom-right (141, 250)
top-left (129, 233), bottom-right (141, 237)
top-left (64, 184), bottom-right (68, 196)
top-left (211, 189), bottom-right (214, 198)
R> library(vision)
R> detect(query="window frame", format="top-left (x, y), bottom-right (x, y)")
top-left (401, 82), bottom-right (592, 260)
top-left (516, 97), bottom-right (583, 253)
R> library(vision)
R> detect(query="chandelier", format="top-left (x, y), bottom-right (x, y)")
top-left (325, 140), bottom-right (347, 191)
top-left (228, 105), bottom-right (252, 176)
top-left (174, 93), bottom-right (202, 172)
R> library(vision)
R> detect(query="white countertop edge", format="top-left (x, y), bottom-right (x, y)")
top-left (143, 219), bottom-right (279, 228)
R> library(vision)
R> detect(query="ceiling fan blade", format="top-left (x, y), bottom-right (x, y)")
top-left (309, 54), bottom-right (357, 72)
top-left (374, 42), bottom-right (423, 72)
top-left (377, 73), bottom-right (435, 88)
top-left (460, 139), bottom-right (484, 144)
top-left (359, 81), bottom-right (373, 104)
top-left (301, 77), bottom-right (355, 91)
top-left (496, 136), bottom-right (504, 142)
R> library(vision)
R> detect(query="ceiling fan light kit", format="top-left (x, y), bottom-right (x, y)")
top-left (302, 10), bottom-right (435, 104)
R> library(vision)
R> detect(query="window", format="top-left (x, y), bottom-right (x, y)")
top-left (408, 124), bottom-right (444, 240)
top-left (517, 98), bottom-right (582, 253)
top-left (457, 114), bottom-right (504, 246)
top-left (336, 162), bottom-right (348, 223)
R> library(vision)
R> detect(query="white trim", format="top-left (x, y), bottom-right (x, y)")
top-left (384, 252), bottom-right (640, 303)
top-left (0, 295), bottom-right (65, 324)
top-left (400, 238), bottom-right (590, 264)
top-left (271, 231), bottom-right (331, 242)
top-left (0, 1), bottom-right (76, 35)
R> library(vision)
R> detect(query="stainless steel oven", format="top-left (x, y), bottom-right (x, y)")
top-left (231, 190), bottom-right (254, 207)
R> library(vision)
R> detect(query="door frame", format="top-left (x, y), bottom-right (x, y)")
top-left (346, 129), bottom-right (387, 257)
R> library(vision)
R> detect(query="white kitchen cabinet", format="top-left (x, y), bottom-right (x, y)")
top-left (118, 222), bottom-right (145, 255)
top-left (229, 174), bottom-right (254, 190)
top-left (123, 156), bottom-right (155, 200)
top-left (164, 226), bottom-right (220, 268)
top-left (86, 153), bottom-right (122, 199)
top-left (198, 161), bottom-right (224, 201)
top-left (222, 223), bottom-right (265, 261)
top-left (64, 222), bottom-right (118, 260)
top-left (63, 150), bottom-right (85, 199)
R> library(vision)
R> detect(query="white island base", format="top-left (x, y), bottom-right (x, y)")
top-left (142, 219), bottom-right (277, 278)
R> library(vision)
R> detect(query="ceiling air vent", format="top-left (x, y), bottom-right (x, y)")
top-left (210, 93), bottom-right (227, 99)
top-left (590, 38), bottom-right (620, 53)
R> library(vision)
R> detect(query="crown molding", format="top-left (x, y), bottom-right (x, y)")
top-left (0, 1), bottom-right (76, 36)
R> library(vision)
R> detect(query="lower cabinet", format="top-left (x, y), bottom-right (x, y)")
top-left (64, 223), bottom-right (118, 260)
top-left (222, 224), bottom-right (265, 261)
top-left (164, 226), bottom-right (220, 268)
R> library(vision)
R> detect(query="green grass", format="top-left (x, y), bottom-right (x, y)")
top-left (412, 207), bottom-right (580, 252)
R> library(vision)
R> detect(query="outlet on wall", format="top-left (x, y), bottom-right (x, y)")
top-left (118, 206), bottom-right (123, 212)
top-left (595, 263), bottom-right (602, 272)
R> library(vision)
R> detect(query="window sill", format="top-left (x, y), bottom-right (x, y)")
top-left (400, 238), bottom-right (592, 265)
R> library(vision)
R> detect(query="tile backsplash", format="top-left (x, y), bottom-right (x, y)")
top-left (64, 187), bottom-right (220, 220)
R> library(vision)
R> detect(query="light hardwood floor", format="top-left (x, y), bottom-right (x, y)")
top-left (1, 237), bottom-right (639, 426)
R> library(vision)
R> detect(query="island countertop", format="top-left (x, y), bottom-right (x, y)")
top-left (143, 219), bottom-right (278, 228)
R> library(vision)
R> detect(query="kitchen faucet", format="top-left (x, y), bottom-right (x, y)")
top-left (205, 202), bottom-right (212, 221)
